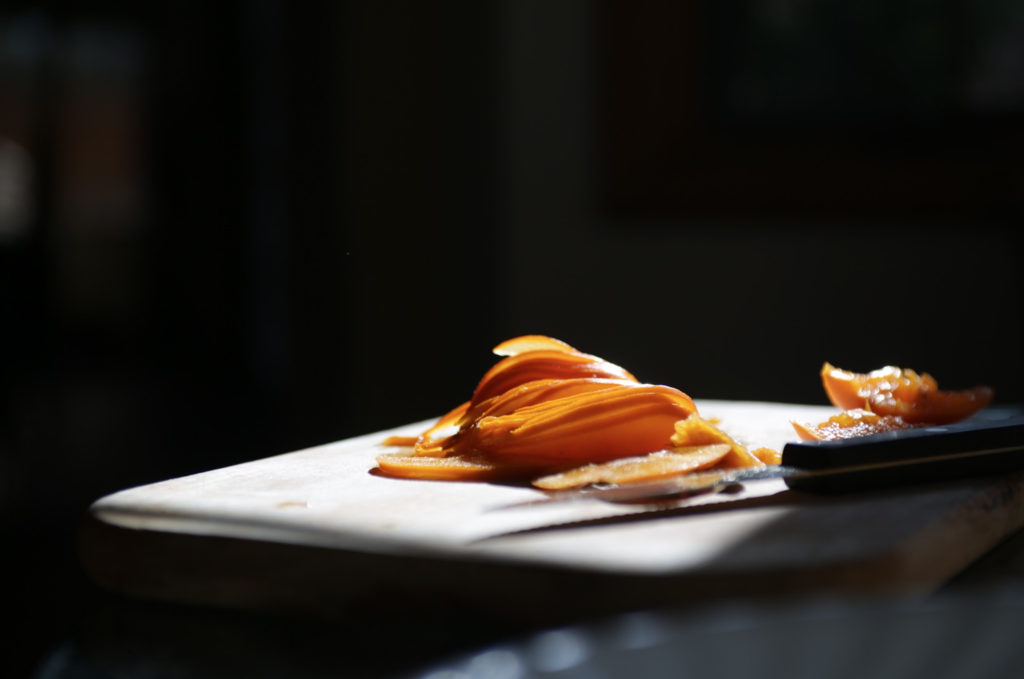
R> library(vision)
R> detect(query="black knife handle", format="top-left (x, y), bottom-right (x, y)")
top-left (781, 416), bottom-right (1024, 494)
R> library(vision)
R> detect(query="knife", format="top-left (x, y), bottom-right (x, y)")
top-left (495, 415), bottom-right (1024, 508)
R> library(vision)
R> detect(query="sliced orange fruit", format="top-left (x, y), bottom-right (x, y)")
top-left (468, 383), bottom-right (697, 463)
top-left (409, 379), bottom-right (683, 460)
top-left (375, 335), bottom-right (712, 483)
top-left (820, 362), bottom-right (993, 424)
top-left (531, 444), bottom-right (731, 489)
top-left (465, 378), bottom-right (640, 429)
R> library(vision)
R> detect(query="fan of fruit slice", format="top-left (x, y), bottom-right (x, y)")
top-left (375, 335), bottom-right (766, 488)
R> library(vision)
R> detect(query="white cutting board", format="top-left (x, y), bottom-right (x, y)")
top-left (78, 400), bottom-right (1024, 629)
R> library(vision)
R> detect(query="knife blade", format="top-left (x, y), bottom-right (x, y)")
top-left (493, 415), bottom-right (1024, 509)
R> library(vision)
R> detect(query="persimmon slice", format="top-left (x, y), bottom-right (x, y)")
top-left (821, 362), bottom-right (993, 424)
top-left (492, 335), bottom-right (578, 357)
top-left (532, 444), bottom-right (731, 490)
top-left (375, 452), bottom-right (509, 482)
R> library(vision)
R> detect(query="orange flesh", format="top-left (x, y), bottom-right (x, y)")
top-left (412, 379), bottom-right (668, 459)
top-left (471, 384), bottom-right (696, 462)
top-left (465, 378), bottom-right (641, 428)
top-left (381, 435), bottom-right (418, 447)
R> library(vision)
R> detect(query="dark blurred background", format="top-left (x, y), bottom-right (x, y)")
top-left (3, 0), bottom-right (1023, 675)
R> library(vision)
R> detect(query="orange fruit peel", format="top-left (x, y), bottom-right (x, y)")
top-left (821, 362), bottom-right (993, 424)
top-left (796, 362), bottom-right (995, 442)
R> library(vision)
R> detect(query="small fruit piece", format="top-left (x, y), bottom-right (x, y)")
top-left (792, 408), bottom-right (920, 441)
top-left (751, 447), bottom-right (783, 465)
top-left (670, 414), bottom-right (765, 469)
top-left (532, 444), bottom-right (731, 489)
top-left (820, 362), bottom-right (993, 424)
